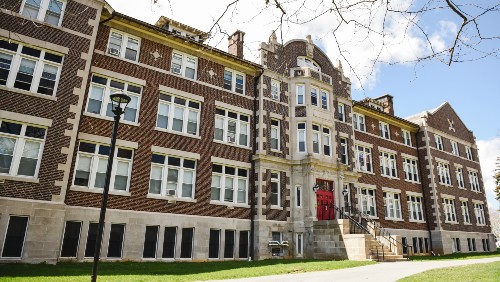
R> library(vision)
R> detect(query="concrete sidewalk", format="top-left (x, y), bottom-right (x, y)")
top-left (210, 257), bottom-right (500, 282)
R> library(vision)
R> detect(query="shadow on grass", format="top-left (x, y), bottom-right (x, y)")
top-left (0, 259), bottom-right (362, 278)
top-left (410, 250), bottom-right (500, 261)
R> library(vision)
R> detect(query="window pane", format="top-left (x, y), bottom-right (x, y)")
top-left (108, 33), bottom-right (122, 56)
top-left (149, 166), bottom-right (162, 194)
top-left (123, 95), bottom-right (138, 122)
top-left (187, 110), bottom-right (198, 135)
top-left (211, 175), bottom-right (221, 200)
top-left (235, 74), bottom-right (244, 94)
top-left (125, 38), bottom-right (138, 61)
top-left (107, 224), bottom-right (125, 258)
top-left (60, 221), bottom-right (82, 257)
top-left (237, 179), bottom-right (246, 203)
top-left (223, 70), bottom-right (232, 90)
top-left (214, 117), bottom-right (224, 141)
top-left (84, 223), bottom-right (98, 257)
top-left (224, 176), bottom-right (234, 202)
top-left (171, 53), bottom-right (182, 74)
top-left (162, 227), bottom-right (177, 258)
top-left (157, 103), bottom-right (170, 129)
top-left (181, 170), bottom-right (194, 198)
top-left (44, 0), bottom-right (62, 25)
top-left (208, 229), bottom-right (220, 259)
top-left (0, 136), bottom-right (16, 174)
top-left (227, 120), bottom-right (236, 143)
top-left (17, 140), bottom-right (41, 176)
top-left (1, 216), bottom-right (29, 258)
top-left (172, 107), bottom-right (184, 132)
top-left (22, 0), bottom-right (41, 19)
top-left (0, 52), bottom-right (13, 85)
top-left (74, 155), bottom-right (92, 186)
top-left (114, 161), bottom-right (129, 191)
top-left (14, 58), bottom-right (36, 91)
top-left (143, 226), bottom-right (159, 259)
top-left (239, 123), bottom-right (248, 146)
top-left (224, 230), bottom-right (235, 258)
top-left (166, 168), bottom-right (179, 192)
top-left (180, 228), bottom-right (194, 258)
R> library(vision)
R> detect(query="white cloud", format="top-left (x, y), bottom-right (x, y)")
top-left (477, 138), bottom-right (500, 210)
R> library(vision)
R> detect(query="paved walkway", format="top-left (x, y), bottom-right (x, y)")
top-left (210, 257), bottom-right (500, 282)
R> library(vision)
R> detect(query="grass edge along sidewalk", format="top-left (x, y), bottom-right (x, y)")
top-left (409, 249), bottom-right (500, 261)
top-left (398, 261), bottom-right (500, 282)
top-left (0, 259), bottom-right (375, 282)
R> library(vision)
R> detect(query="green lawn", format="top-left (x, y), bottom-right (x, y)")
top-left (410, 250), bottom-right (500, 261)
top-left (0, 259), bottom-right (375, 282)
top-left (399, 261), bottom-right (500, 282)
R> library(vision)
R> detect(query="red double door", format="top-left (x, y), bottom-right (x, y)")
top-left (316, 190), bottom-right (335, 220)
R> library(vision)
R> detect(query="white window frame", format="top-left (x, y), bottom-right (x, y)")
top-left (20, 0), bottom-right (66, 26)
top-left (86, 74), bottom-right (142, 123)
top-left (214, 108), bottom-right (250, 147)
top-left (451, 141), bottom-right (460, 156)
top-left (474, 203), bottom-right (485, 225)
top-left (456, 167), bottom-right (465, 188)
top-left (271, 79), bottom-right (280, 100)
top-left (73, 141), bottom-right (133, 192)
top-left (312, 124), bottom-right (321, 154)
top-left (359, 188), bottom-right (376, 217)
top-left (402, 130), bottom-right (412, 146)
top-left (297, 56), bottom-right (320, 72)
top-left (407, 195), bottom-right (424, 221)
top-left (296, 233), bottom-right (303, 256)
top-left (384, 191), bottom-right (402, 220)
top-left (435, 135), bottom-right (444, 151)
top-left (0, 38), bottom-right (63, 96)
top-left (311, 86), bottom-right (318, 106)
top-left (320, 89), bottom-right (329, 110)
top-left (443, 198), bottom-right (457, 223)
top-left (465, 146), bottom-right (473, 161)
top-left (223, 68), bottom-right (244, 94)
top-left (296, 84), bottom-right (305, 105)
top-left (338, 103), bottom-right (345, 122)
top-left (322, 127), bottom-right (331, 156)
top-left (297, 123), bottom-right (306, 153)
top-left (211, 164), bottom-right (248, 204)
top-left (437, 162), bottom-right (451, 185)
top-left (355, 145), bottom-right (372, 173)
top-left (270, 171), bottom-right (281, 207)
top-left (107, 30), bottom-right (140, 62)
top-left (353, 113), bottom-right (366, 132)
top-left (171, 50), bottom-right (198, 80)
top-left (461, 201), bottom-right (471, 224)
top-left (1, 215), bottom-right (29, 258)
top-left (270, 119), bottom-right (280, 151)
top-left (0, 120), bottom-right (46, 178)
top-left (403, 158), bottom-right (419, 183)
top-left (380, 151), bottom-right (397, 178)
top-left (295, 186), bottom-right (302, 208)
top-left (379, 122), bottom-right (390, 139)
top-left (340, 137), bottom-right (348, 165)
top-left (156, 93), bottom-right (200, 136)
top-left (149, 154), bottom-right (196, 199)
top-left (468, 171), bottom-right (480, 192)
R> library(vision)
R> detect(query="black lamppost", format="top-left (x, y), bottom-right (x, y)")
top-left (91, 93), bottom-right (131, 282)
top-left (342, 186), bottom-right (349, 216)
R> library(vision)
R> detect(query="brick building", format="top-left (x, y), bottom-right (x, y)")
top-left (0, 0), bottom-right (494, 263)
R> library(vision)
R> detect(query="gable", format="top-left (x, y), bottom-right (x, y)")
top-left (426, 102), bottom-right (474, 142)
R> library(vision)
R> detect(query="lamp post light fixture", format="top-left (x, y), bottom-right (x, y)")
top-left (91, 92), bottom-right (131, 282)
top-left (342, 186), bottom-right (349, 216)
top-left (312, 183), bottom-right (319, 192)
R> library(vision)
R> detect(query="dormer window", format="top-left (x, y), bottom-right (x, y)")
top-left (297, 57), bottom-right (320, 72)
top-left (368, 102), bottom-right (384, 111)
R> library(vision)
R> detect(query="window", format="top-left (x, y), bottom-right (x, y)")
top-left (437, 162), bottom-right (451, 185)
top-left (271, 232), bottom-right (283, 256)
top-left (171, 51), bottom-right (197, 79)
top-left (84, 222), bottom-right (98, 257)
top-left (0, 39), bottom-right (63, 96)
top-left (0, 120), bottom-right (46, 177)
top-left (360, 188), bottom-right (376, 217)
top-left (1, 216), bottom-right (29, 258)
top-left (296, 233), bottom-right (303, 256)
top-left (297, 57), bottom-right (321, 71)
top-left (434, 135), bottom-right (444, 150)
top-left (238, 231), bottom-right (249, 258)
top-left (223, 68), bottom-right (244, 94)
top-left (107, 224), bottom-right (125, 258)
top-left (403, 158), bottom-right (419, 183)
top-left (474, 203), bottom-right (485, 225)
top-left (338, 103), bottom-right (345, 121)
top-left (311, 87), bottom-right (318, 106)
top-left (353, 113), bottom-right (365, 132)
top-left (162, 227), bottom-right (177, 258)
top-left (21, 0), bottom-right (65, 26)
top-left (149, 154), bottom-right (196, 198)
top-left (468, 171), bottom-right (480, 192)
top-left (452, 238), bottom-right (461, 253)
top-left (214, 109), bottom-right (249, 146)
top-left (143, 226), bottom-right (159, 259)
top-left (461, 201), bottom-right (471, 224)
top-left (312, 124), bottom-right (320, 154)
top-left (107, 30), bottom-right (140, 61)
top-left (467, 238), bottom-right (476, 252)
top-left (384, 192), bottom-right (402, 219)
top-left (211, 164), bottom-right (248, 204)
top-left (74, 141), bottom-right (133, 191)
top-left (270, 119), bottom-right (280, 151)
top-left (86, 74), bottom-right (142, 123)
top-left (380, 151), bottom-right (397, 178)
top-left (271, 79), bottom-right (280, 100)
top-left (451, 141), bottom-right (460, 156)
top-left (208, 229), bottom-right (220, 259)
top-left (482, 239), bottom-right (490, 252)
top-left (407, 196), bottom-right (424, 221)
top-left (379, 122), bottom-right (390, 139)
top-left (224, 230), bottom-right (235, 258)
top-left (180, 227), bottom-right (194, 259)
top-left (270, 172), bottom-right (281, 206)
top-left (297, 123), bottom-right (306, 152)
top-left (60, 221), bottom-right (82, 257)
top-left (295, 186), bottom-right (302, 208)
top-left (443, 198), bottom-right (457, 223)
top-left (296, 84), bottom-right (304, 105)
top-left (355, 145), bottom-right (372, 173)
top-left (402, 130), bottom-right (412, 146)
top-left (156, 93), bottom-right (200, 136)
top-left (456, 168), bottom-right (465, 188)
top-left (340, 138), bottom-right (348, 165)
top-left (322, 127), bottom-right (331, 156)
top-left (321, 90), bottom-right (328, 109)
top-left (465, 146), bottom-right (473, 161)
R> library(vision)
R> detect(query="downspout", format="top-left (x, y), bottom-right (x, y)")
top-left (99, 13), bottom-right (115, 25)
top-left (250, 69), bottom-right (264, 261)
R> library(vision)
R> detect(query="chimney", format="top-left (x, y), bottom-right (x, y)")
top-left (375, 94), bottom-right (394, 116)
top-left (228, 30), bottom-right (245, 58)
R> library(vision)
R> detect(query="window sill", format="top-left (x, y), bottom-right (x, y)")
top-left (385, 218), bottom-right (404, 222)
top-left (445, 221), bottom-right (459, 225)
top-left (209, 200), bottom-right (250, 208)
top-left (471, 190), bottom-right (482, 194)
top-left (358, 170), bottom-right (375, 175)
top-left (154, 127), bottom-right (201, 139)
top-left (70, 186), bottom-right (131, 196)
top-left (404, 180), bottom-right (421, 184)
top-left (147, 194), bottom-right (197, 203)
top-left (83, 112), bottom-right (140, 127)
top-left (381, 175), bottom-right (400, 181)
top-left (409, 219), bottom-right (426, 224)
top-left (270, 206), bottom-right (283, 210)
top-left (0, 85), bottom-right (57, 101)
top-left (0, 175), bottom-right (39, 183)
top-left (464, 223), bottom-right (472, 226)
top-left (438, 183), bottom-right (453, 187)
top-left (213, 139), bottom-right (251, 150)
top-left (476, 224), bottom-right (486, 227)
top-left (106, 53), bottom-right (139, 64)
top-left (457, 186), bottom-right (466, 190)
top-left (270, 149), bottom-right (282, 153)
